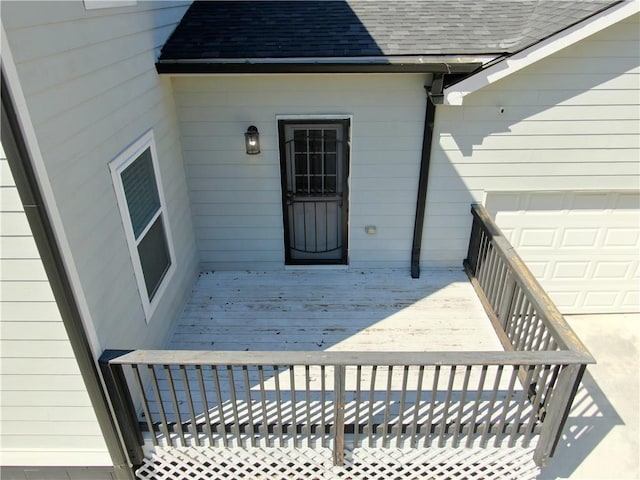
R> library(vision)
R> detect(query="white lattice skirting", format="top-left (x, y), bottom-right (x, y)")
top-left (137, 446), bottom-right (541, 479)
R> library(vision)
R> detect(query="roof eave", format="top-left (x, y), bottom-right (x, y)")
top-left (443, 0), bottom-right (639, 105)
top-left (155, 56), bottom-right (496, 75)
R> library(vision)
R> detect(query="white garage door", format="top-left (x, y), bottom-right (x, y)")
top-left (485, 191), bottom-right (640, 314)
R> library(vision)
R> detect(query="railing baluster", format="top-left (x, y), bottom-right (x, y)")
top-left (289, 365), bottom-right (298, 448)
top-left (180, 365), bottom-right (200, 446)
top-left (476, 233), bottom-right (490, 285)
top-left (320, 365), bottom-right (327, 448)
top-left (452, 365), bottom-right (472, 447)
top-left (438, 366), bottom-right (456, 447)
top-left (257, 365), bottom-right (269, 447)
top-left (513, 297), bottom-right (531, 349)
top-left (507, 288), bottom-right (525, 343)
top-left (479, 242), bottom-right (494, 290)
top-left (226, 366), bottom-right (242, 446)
top-left (466, 365), bottom-right (487, 448)
top-left (525, 314), bottom-right (542, 351)
top-left (368, 365), bottom-right (377, 447)
top-left (494, 366), bottom-right (519, 447)
top-left (210, 365), bottom-right (228, 448)
top-left (410, 365), bottom-right (425, 448)
top-left (481, 365), bottom-right (503, 447)
top-left (423, 364), bottom-right (440, 448)
top-left (540, 363), bottom-right (561, 418)
top-left (164, 365), bottom-right (185, 446)
top-left (523, 364), bottom-right (553, 447)
top-left (531, 316), bottom-right (547, 351)
top-left (396, 365), bottom-right (410, 448)
top-left (333, 365), bottom-right (346, 466)
top-left (382, 365), bottom-right (393, 447)
top-left (195, 365), bottom-right (214, 446)
top-left (242, 366), bottom-right (257, 447)
top-left (273, 365), bottom-right (284, 447)
top-left (354, 365), bottom-right (362, 448)
top-left (517, 303), bottom-right (535, 351)
top-left (498, 272), bottom-right (517, 329)
top-left (509, 365), bottom-right (536, 447)
top-left (148, 365), bottom-right (171, 446)
top-left (484, 246), bottom-right (499, 303)
top-left (305, 365), bottom-right (312, 448)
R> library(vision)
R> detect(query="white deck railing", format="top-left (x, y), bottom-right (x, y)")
top-left (99, 204), bottom-right (594, 470)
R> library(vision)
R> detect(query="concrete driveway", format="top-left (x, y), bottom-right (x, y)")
top-left (538, 314), bottom-right (639, 480)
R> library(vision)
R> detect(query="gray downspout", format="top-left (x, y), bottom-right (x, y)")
top-left (1, 73), bottom-right (136, 480)
top-left (411, 74), bottom-right (443, 278)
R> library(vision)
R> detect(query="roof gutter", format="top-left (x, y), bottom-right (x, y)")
top-left (156, 56), bottom-right (491, 74)
top-left (1, 73), bottom-right (136, 479)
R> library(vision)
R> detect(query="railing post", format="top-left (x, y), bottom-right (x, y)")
top-left (533, 364), bottom-right (586, 466)
top-left (465, 207), bottom-right (482, 275)
top-left (497, 273), bottom-right (517, 330)
top-left (333, 365), bottom-right (346, 466)
top-left (99, 350), bottom-right (144, 467)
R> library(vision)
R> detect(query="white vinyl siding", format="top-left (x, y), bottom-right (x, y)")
top-left (421, 13), bottom-right (640, 268)
top-left (174, 74), bottom-right (426, 270)
top-left (0, 147), bottom-right (110, 466)
top-left (1, 1), bottom-right (198, 353)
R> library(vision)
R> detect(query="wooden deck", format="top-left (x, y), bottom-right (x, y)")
top-left (167, 268), bottom-right (502, 352)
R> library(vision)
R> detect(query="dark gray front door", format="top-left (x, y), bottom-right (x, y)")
top-left (278, 120), bottom-right (349, 264)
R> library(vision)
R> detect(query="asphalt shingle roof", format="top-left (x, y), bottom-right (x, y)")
top-left (159, 0), bottom-right (620, 61)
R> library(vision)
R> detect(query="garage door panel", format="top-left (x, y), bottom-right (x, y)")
top-left (604, 228), bottom-right (640, 247)
top-left (592, 261), bottom-right (632, 279)
top-left (562, 228), bottom-right (599, 248)
top-left (486, 191), bottom-right (640, 314)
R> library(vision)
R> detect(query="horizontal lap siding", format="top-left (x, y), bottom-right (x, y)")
top-left (1, 0), bottom-right (195, 466)
top-left (0, 152), bottom-right (109, 465)
top-left (2, 0), bottom-right (196, 347)
top-left (174, 74), bottom-right (426, 270)
top-left (423, 13), bottom-right (640, 267)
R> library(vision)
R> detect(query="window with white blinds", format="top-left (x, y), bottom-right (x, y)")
top-left (110, 131), bottom-right (174, 321)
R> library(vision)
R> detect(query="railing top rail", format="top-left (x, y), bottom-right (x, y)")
top-left (470, 203), bottom-right (594, 360)
top-left (100, 348), bottom-right (593, 367)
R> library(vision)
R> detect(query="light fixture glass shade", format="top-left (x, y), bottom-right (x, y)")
top-left (244, 125), bottom-right (260, 154)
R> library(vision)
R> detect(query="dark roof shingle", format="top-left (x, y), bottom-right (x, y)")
top-left (159, 0), bottom-right (620, 61)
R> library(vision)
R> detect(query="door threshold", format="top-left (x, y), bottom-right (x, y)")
top-left (285, 264), bottom-right (349, 271)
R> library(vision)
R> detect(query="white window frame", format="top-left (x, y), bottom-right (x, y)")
top-left (109, 130), bottom-right (176, 322)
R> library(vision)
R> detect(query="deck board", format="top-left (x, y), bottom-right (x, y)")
top-left (167, 269), bottom-right (502, 352)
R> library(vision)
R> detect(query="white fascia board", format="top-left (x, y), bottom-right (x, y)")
top-left (443, 0), bottom-right (640, 105)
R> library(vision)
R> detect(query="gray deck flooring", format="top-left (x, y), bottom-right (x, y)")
top-left (167, 268), bottom-right (503, 353)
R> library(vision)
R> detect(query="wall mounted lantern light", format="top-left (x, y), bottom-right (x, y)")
top-left (244, 125), bottom-right (260, 155)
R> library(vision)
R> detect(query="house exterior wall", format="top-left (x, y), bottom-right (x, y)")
top-left (1, 0), bottom-right (198, 350)
top-left (174, 74), bottom-right (427, 270)
top-left (424, 12), bottom-right (640, 266)
top-left (0, 146), bottom-right (110, 465)
top-left (175, 14), bottom-right (638, 273)
top-left (1, 0), bottom-right (197, 467)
